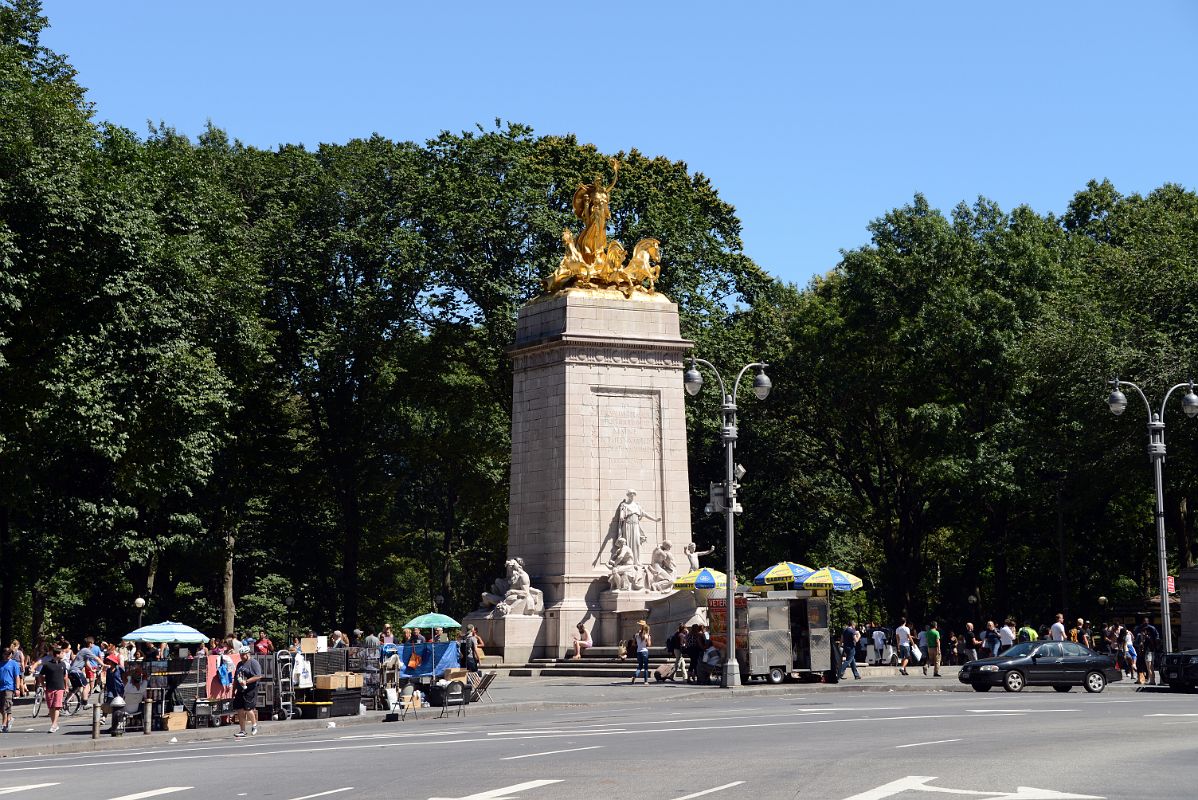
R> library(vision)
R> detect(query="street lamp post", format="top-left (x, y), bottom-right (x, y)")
top-left (134, 597), bottom-right (146, 628)
top-left (684, 357), bottom-right (772, 688)
top-left (1107, 377), bottom-right (1198, 653)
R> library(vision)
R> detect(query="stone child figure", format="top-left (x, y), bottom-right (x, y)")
top-left (619, 490), bottom-right (660, 565)
top-left (684, 542), bottom-right (716, 572)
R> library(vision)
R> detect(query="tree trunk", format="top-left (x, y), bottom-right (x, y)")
top-left (1170, 494), bottom-right (1193, 570)
top-left (1056, 483), bottom-right (1069, 619)
top-left (30, 581), bottom-right (46, 646)
top-left (223, 529), bottom-right (236, 637)
top-left (0, 506), bottom-right (13, 647)
top-left (340, 484), bottom-right (361, 632)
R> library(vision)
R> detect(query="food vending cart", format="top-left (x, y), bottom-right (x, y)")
top-left (708, 590), bottom-right (835, 683)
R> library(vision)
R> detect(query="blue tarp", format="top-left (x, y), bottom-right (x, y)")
top-left (397, 642), bottom-right (460, 678)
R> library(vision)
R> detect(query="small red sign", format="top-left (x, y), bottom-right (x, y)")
top-left (1168, 575), bottom-right (1176, 594)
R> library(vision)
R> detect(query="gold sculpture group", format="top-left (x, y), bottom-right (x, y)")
top-left (543, 159), bottom-right (662, 298)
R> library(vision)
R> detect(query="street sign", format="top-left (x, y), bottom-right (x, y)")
top-left (1168, 575), bottom-right (1176, 594)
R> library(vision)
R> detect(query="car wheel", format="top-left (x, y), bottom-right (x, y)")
top-left (971, 683), bottom-right (992, 692)
top-left (1003, 671), bottom-right (1025, 692)
top-left (1052, 684), bottom-right (1072, 692)
top-left (1084, 671), bottom-right (1106, 693)
top-left (767, 667), bottom-right (785, 685)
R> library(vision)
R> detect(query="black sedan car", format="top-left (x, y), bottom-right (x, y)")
top-left (1161, 649), bottom-right (1198, 691)
top-left (958, 641), bottom-right (1122, 693)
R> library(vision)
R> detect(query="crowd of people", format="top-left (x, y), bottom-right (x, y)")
top-left (838, 613), bottom-right (1165, 684)
top-left (0, 621), bottom-right (489, 736)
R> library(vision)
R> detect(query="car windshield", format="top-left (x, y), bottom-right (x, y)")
top-left (1002, 642), bottom-right (1036, 658)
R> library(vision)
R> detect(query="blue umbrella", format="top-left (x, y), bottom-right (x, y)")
top-left (122, 620), bottom-right (208, 644)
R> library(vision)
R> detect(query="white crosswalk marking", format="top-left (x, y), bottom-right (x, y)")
top-left (106, 790), bottom-right (192, 800)
top-left (0, 786), bottom-right (60, 796)
top-left (288, 790), bottom-right (353, 800)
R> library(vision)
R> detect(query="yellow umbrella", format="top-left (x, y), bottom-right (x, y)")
top-left (672, 568), bottom-right (727, 590)
top-left (802, 566), bottom-right (863, 591)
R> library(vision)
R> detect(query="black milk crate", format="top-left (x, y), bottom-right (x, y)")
top-left (312, 650), bottom-right (347, 675)
top-left (314, 687), bottom-right (360, 717)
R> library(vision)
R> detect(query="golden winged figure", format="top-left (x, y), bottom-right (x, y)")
top-left (542, 158), bottom-right (664, 298)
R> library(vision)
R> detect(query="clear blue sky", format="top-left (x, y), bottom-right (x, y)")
top-left (41, 1), bottom-right (1198, 287)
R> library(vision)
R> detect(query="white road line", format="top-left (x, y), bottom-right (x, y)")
top-left (287, 789), bottom-right (353, 800)
top-left (968, 709), bottom-right (1074, 714)
top-left (0, 786), bottom-right (59, 796)
top-left (106, 790), bottom-right (192, 800)
top-left (501, 745), bottom-right (603, 760)
top-left (1144, 713), bottom-right (1198, 717)
top-left (895, 738), bottom-right (962, 749)
top-left (0, 712), bottom-right (1045, 774)
top-left (666, 783), bottom-right (745, 800)
top-left (428, 780), bottom-right (562, 800)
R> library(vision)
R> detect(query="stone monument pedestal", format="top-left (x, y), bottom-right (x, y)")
top-left (483, 288), bottom-right (694, 662)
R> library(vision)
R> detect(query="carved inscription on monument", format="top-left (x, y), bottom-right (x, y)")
top-left (594, 388), bottom-right (663, 567)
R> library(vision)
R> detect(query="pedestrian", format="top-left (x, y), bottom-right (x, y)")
top-left (1133, 616), bottom-right (1158, 685)
top-left (460, 625), bottom-right (482, 674)
top-left (960, 622), bottom-right (980, 664)
top-left (380, 624), bottom-right (395, 644)
top-left (39, 645), bottom-right (68, 733)
top-left (924, 621), bottom-right (942, 677)
top-left (838, 621), bottom-right (862, 680)
top-left (871, 625), bottom-right (886, 666)
top-left (1049, 613), bottom-right (1067, 642)
top-left (254, 630), bottom-right (274, 655)
top-left (432, 627), bottom-right (449, 643)
top-left (360, 628), bottom-right (381, 648)
top-left (895, 618), bottom-right (912, 676)
top-left (0, 647), bottom-right (21, 733)
top-left (329, 630), bottom-right (348, 649)
top-left (997, 620), bottom-right (1015, 654)
top-left (1017, 621), bottom-right (1037, 643)
top-left (570, 623), bottom-right (592, 660)
top-left (630, 620), bottom-right (651, 685)
top-left (917, 625), bottom-right (929, 670)
top-left (7, 640), bottom-right (26, 698)
top-left (103, 646), bottom-right (125, 706)
top-left (231, 645), bottom-right (263, 738)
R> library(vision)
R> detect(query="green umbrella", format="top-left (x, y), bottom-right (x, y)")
top-left (402, 612), bottom-right (461, 629)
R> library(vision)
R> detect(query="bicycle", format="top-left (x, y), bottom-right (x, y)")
top-left (31, 685), bottom-right (45, 718)
top-left (63, 673), bottom-right (99, 716)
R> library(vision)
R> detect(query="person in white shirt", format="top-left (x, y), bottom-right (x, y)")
top-left (871, 627), bottom-right (886, 665)
top-left (1049, 613), bottom-right (1067, 642)
top-left (895, 619), bottom-right (912, 676)
top-left (998, 620), bottom-right (1016, 654)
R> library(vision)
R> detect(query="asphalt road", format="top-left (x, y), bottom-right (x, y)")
top-left (1, 686), bottom-right (1196, 800)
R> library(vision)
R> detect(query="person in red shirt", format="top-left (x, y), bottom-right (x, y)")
top-left (254, 630), bottom-right (273, 655)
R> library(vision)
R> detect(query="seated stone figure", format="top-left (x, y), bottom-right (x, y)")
top-left (479, 558), bottom-right (544, 616)
top-left (606, 537), bottom-right (645, 591)
top-left (646, 540), bottom-right (677, 592)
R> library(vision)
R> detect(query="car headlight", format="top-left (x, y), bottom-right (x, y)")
top-left (978, 665), bottom-right (999, 672)
top-left (1188, 655), bottom-right (1198, 665)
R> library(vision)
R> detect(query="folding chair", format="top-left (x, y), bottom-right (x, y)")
top-left (468, 672), bottom-right (495, 703)
top-left (399, 684), bottom-right (418, 721)
top-left (438, 681), bottom-right (466, 719)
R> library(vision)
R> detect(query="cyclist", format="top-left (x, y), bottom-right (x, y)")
top-left (68, 645), bottom-right (103, 705)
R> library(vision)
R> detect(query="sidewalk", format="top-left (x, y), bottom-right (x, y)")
top-left (0, 666), bottom-right (1156, 759)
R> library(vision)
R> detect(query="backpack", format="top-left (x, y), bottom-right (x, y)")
top-left (216, 658), bottom-right (233, 687)
top-left (1017, 628), bottom-right (1030, 643)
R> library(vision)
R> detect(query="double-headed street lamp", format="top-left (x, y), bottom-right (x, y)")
top-left (1107, 377), bottom-right (1198, 653)
top-left (684, 357), bottom-right (772, 688)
